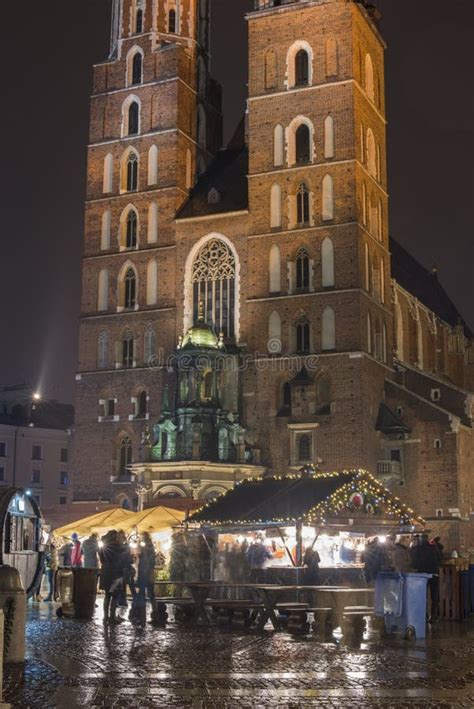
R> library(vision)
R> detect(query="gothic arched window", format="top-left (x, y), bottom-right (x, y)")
top-left (296, 124), bottom-right (311, 164)
top-left (119, 436), bottom-right (132, 476)
top-left (122, 332), bottom-right (135, 367)
top-left (296, 247), bottom-right (310, 291)
top-left (127, 152), bottom-right (138, 191)
top-left (126, 210), bottom-right (137, 248)
top-left (192, 239), bottom-right (236, 338)
top-left (128, 101), bottom-right (139, 135)
top-left (296, 320), bottom-right (310, 354)
top-left (168, 9), bottom-right (176, 33)
top-left (297, 183), bottom-right (310, 226)
top-left (295, 49), bottom-right (309, 86)
top-left (132, 52), bottom-right (143, 85)
top-left (124, 268), bottom-right (137, 309)
top-left (135, 8), bottom-right (143, 34)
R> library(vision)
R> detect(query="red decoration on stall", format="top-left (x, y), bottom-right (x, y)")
top-left (349, 492), bottom-right (364, 509)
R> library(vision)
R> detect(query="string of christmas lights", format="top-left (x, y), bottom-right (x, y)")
top-left (192, 468), bottom-right (425, 528)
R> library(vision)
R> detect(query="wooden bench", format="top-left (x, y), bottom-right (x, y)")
top-left (154, 596), bottom-right (194, 605)
top-left (205, 599), bottom-right (265, 628)
top-left (275, 603), bottom-right (311, 632)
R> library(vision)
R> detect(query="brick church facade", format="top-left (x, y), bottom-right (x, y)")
top-left (73, 0), bottom-right (474, 551)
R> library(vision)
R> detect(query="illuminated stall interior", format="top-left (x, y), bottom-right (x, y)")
top-left (191, 468), bottom-right (424, 582)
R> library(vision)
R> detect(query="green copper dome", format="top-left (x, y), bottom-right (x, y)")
top-left (181, 320), bottom-right (220, 350)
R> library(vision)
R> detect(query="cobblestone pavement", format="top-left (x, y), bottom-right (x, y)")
top-left (4, 603), bottom-right (474, 708)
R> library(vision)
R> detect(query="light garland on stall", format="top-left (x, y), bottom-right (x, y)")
top-left (192, 468), bottom-right (425, 528)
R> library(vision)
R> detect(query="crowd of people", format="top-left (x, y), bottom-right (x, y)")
top-left (38, 529), bottom-right (165, 624)
top-left (363, 533), bottom-right (447, 621)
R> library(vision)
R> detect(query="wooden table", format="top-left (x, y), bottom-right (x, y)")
top-left (155, 581), bottom-right (374, 631)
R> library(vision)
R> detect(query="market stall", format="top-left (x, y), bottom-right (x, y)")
top-left (0, 487), bottom-right (43, 596)
top-left (190, 468), bottom-right (425, 586)
top-left (54, 507), bottom-right (134, 538)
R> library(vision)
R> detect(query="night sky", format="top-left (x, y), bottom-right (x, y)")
top-left (0, 1), bottom-right (472, 404)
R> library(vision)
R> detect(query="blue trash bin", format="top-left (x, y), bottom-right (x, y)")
top-left (375, 572), bottom-right (432, 640)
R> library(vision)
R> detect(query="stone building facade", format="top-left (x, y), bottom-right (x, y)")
top-left (73, 0), bottom-right (473, 550)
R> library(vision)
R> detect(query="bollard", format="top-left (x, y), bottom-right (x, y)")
top-left (0, 566), bottom-right (26, 663)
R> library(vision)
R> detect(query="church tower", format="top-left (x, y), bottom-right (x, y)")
top-left (242, 0), bottom-right (391, 471)
top-left (73, 0), bottom-right (222, 502)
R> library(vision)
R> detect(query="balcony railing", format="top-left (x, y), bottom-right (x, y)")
top-left (376, 460), bottom-right (402, 479)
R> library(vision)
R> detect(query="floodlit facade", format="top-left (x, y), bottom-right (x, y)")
top-left (74, 0), bottom-right (474, 550)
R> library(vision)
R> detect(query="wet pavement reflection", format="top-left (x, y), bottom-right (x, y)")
top-left (4, 602), bottom-right (474, 707)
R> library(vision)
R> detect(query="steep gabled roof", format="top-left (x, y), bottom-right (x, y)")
top-left (390, 237), bottom-right (472, 337)
top-left (176, 147), bottom-right (249, 220)
top-left (376, 402), bottom-right (411, 435)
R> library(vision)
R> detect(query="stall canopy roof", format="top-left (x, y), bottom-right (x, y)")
top-left (54, 508), bottom-right (134, 538)
top-left (106, 506), bottom-right (186, 535)
top-left (190, 470), bottom-right (423, 529)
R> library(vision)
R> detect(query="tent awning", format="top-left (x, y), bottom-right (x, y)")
top-left (110, 506), bottom-right (186, 535)
top-left (54, 508), bottom-right (134, 538)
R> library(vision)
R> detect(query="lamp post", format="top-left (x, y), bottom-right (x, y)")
top-left (6, 388), bottom-right (42, 488)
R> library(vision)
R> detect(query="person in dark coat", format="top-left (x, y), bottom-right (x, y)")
top-left (412, 534), bottom-right (442, 621)
top-left (82, 533), bottom-right (100, 569)
top-left (303, 547), bottom-right (321, 585)
top-left (116, 530), bottom-right (136, 607)
top-left (137, 532), bottom-right (156, 605)
top-left (99, 530), bottom-right (128, 623)
top-left (363, 537), bottom-right (387, 584)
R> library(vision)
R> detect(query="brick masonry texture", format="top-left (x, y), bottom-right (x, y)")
top-left (73, 0), bottom-right (474, 550)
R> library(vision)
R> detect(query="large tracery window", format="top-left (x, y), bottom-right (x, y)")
top-left (192, 239), bottom-right (236, 338)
